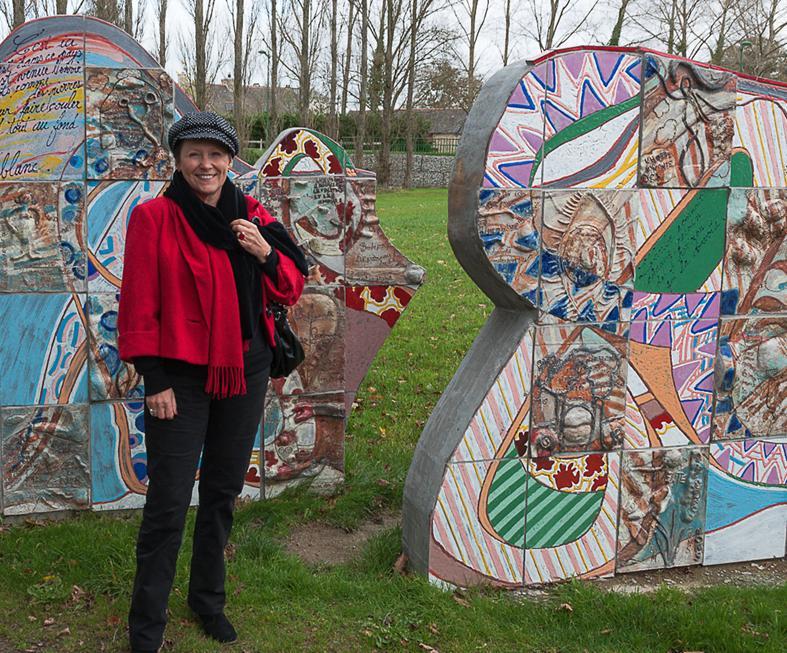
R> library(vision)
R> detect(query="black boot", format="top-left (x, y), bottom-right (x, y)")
top-left (196, 612), bottom-right (238, 644)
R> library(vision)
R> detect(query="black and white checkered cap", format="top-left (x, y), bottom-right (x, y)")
top-left (168, 111), bottom-right (240, 157)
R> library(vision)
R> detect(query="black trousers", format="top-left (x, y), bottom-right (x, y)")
top-left (128, 367), bottom-right (268, 651)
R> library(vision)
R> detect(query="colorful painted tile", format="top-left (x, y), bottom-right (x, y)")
top-left (85, 67), bottom-right (174, 180)
top-left (626, 317), bottom-right (718, 447)
top-left (288, 285), bottom-right (345, 395)
top-left (704, 438), bottom-right (787, 565)
top-left (345, 177), bottom-right (424, 286)
top-left (542, 51), bottom-right (642, 189)
top-left (722, 188), bottom-right (786, 315)
top-left (282, 176), bottom-right (345, 285)
top-left (0, 63), bottom-right (86, 180)
top-left (263, 387), bottom-right (345, 499)
top-left (0, 182), bottom-right (85, 291)
top-left (477, 189), bottom-right (542, 305)
top-left (1, 405), bottom-right (89, 514)
top-left (0, 293), bottom-right (87, 405)
top-left (531, 323), bottom-right (628, 456)
top-left (2, 27), bottom-right (85, 67)
top-left (449, 327), bottom-right (534, 463)
top-left (635, 188), bottom-right (726, 293)
top-left (617, 446), bottom-right (708, 572)
top-left (540, 190), bottom-right (636, 324)
top-left (87, 179), bottom-right (167, 292)
top-left (430, 458), bottom-right (525, 588)
top-left (90, 399), bottom-right (148, 510)
top-left (524, 451), bottom-right (620, 584)
top-left (713, 316), bottom-right (786, 439)
top-left (733, 78), bottom-right (787, 188)
top-left (631, 291), bottom-right (720, 320)
top-left (344, 284), bottom-right (415, 402)
top-left (87, 292), bottom-right (143, 401)
top-left (639, 56), bottom-right (736, 188)
top-left (258, 128), bottom-right (351, 178)
top-left (484, 62), bottom-right (548, 189)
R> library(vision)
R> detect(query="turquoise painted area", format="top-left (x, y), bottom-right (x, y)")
top-left (87, 180), bottom-right (134, 249)
top-left (90, 403), bottom-right (127, 504)
top-left (705, 467), bottom-right (787, 532)
top-left (0, 294), bottom-right (81, 404)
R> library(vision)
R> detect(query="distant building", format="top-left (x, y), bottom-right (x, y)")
top-left (176, 75), bottom-right (300, 115)
top-left (414, 108), bottom-right (467, 152)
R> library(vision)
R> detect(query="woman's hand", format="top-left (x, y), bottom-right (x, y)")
top-left (231, 219), bottom-right (272, 263)
top-left (146, 388), bottom-right (177, 420)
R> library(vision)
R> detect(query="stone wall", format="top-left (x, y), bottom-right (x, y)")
top-left (384, 153), bottom-right (454, 188)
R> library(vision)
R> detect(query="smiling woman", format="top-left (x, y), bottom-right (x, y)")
top-left (117, 111), bottom-right (308, 653)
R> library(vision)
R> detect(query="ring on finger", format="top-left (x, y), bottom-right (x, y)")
top-left (149, 408), bottom-right (157, 416)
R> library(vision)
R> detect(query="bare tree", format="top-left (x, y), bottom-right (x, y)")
top-left (180, 0), bottom-right (221, 109)
top-left (230, 0), bottom-right (261, 150)
top-left (608, 0), bottom-right (633, 45)
top-left (502, 0), bottom-right (514, 65)
top-left (340, 0), bottom-right (357, 116)
top-left (356, 0), bottom-right (369, 164)
top-left (155, 0), bottom-right (168, 66)
top-left (328, 0), bottom-right (338, 138)
top-left (523, 0), bottom-right (598, 51)
top-left (278, 0), bottom-right (323, 126)
top-left (451, 0), bottom-right (489, 107)
top-left (12, 0), bottom-right (24, 26)
top-left (89, 0), bottom-right (121, 25)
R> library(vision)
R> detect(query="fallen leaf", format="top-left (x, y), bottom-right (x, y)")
top-left (600, 629), bottom-right (611, 635)
top-left (27, 615), bottom-right (37, 622)
top-left (43, 617), bottom-right (55, 627)
top-left (557, 603), bottom-right (573, 613)
top-left (452, 594), bottom-right (470, 608)
top-left (428, 623), bottom-right (440, 635)
top-left (57, 627), bottom-right (70, 637)
top-left (377, 478), bottom-right (391, 487)
top-left (419, 644), bottom-right (440, 652)
top-left (105, 615), bottom-right (120, 627)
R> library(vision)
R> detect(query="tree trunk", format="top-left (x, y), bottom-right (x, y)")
top-left (329, 0), bottom-right (338, 139)
top-left (124, 0), bottom-right (133, 33)
top-left (608, 0), bottom-right (630, 46)
top-left (340, 0), bottom-right (356, 116)
top-left (299, 0), bottom-right (311, 126)
top-left (12, 0), bottom-right (24, 26)
top-left (270, 0), bottom-right (279, 139)
top-left (404, 0), bottom-right (417, 188)
top-left (378, 0), bottom-right (394, 186)
top-left (502, 0), bottom-right (511, 65)
top-left (355, 0), bottom-right (368, 166)
top-left (56, 0), bottom-right (68, 13)
top-left (234, 0), bottom-right (246, 151)
top-left (195, 0), bottom-right (207, 109)
top-left (158, 0), bottom-right (168, 66)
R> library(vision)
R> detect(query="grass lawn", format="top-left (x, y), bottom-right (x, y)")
top-left (0, 188), bottom-right (784, 653)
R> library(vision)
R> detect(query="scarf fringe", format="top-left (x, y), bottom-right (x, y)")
top-left (205, 365), bottom-right (247, 399)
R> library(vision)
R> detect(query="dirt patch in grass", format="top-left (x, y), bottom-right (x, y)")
top-left (0, 637), bottom-right (19, 653)
top-left (283, 512), bottom-right (400, 566)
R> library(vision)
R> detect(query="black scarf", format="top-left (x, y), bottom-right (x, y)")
top-left (259, 221), bottom-right (309, 277)
top-left (164, 171), bottom-right (261, 340)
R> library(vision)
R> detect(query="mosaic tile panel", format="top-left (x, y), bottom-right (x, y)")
top-left (722, 188), bottom-right (786, 315)
top-left (87, 179), bottom-right (167, 292)
top-left (540, 190), bottom-right (636, 324)
top-left (263, 388), bottom-right (345, 499)
top-left (477, 189), bottom-right (542, 304)
top-left (704, 438), bottom-right (787, 565)
top-left (639, 56), bottom-right (736, 188)
top-left (634, 188), bottom-right (726, 293)
top-left (733, 79), bottom-right (787, 188)
top-left (626, 316), bottom-right (718, 447)
top-left (484, 62), bottom-right (549, 188)
top-left (90, 399), bottom-right (147, 510)
top-left (617, 446), bottom-right (708, 572)
top-left (531, 323), bottom-right (628, 456)
top-left (288, 285), bottom-right (345, 395)
top-left (0, 293), bottom-right (87, 405)
top-left (85, 67), bottom-right (174, 180)
top-left (713, 316), bottom-right (786, 440)
top-left (430, 459), bottom-right (525, 588)
top-left (542, 51), bottom-right (642, 189)
top-left (524, 451), bottom-right (621, 584)
top-left (1, 405), bottom-right (89, 514)
top-left (0, 63), bottom-right (85, 180)
top-left (0, 181), bottom-right (85, 291)
top-left (345, 177), bottom-right (424, 286)
top-left (87, 292), bottom-right (143, 401)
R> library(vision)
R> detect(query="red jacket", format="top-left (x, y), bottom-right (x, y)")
top-left (118, 195), bottom-right (305, 366)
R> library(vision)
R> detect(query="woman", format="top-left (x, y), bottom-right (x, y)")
top-left (118, 112), bottom-right (307, 653)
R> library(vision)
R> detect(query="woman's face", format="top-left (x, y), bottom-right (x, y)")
top-left (175, 139), bottom-right (233, 206)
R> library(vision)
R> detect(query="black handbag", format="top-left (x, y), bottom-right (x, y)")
top-left (268, 302), bottom-right (305, 378)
